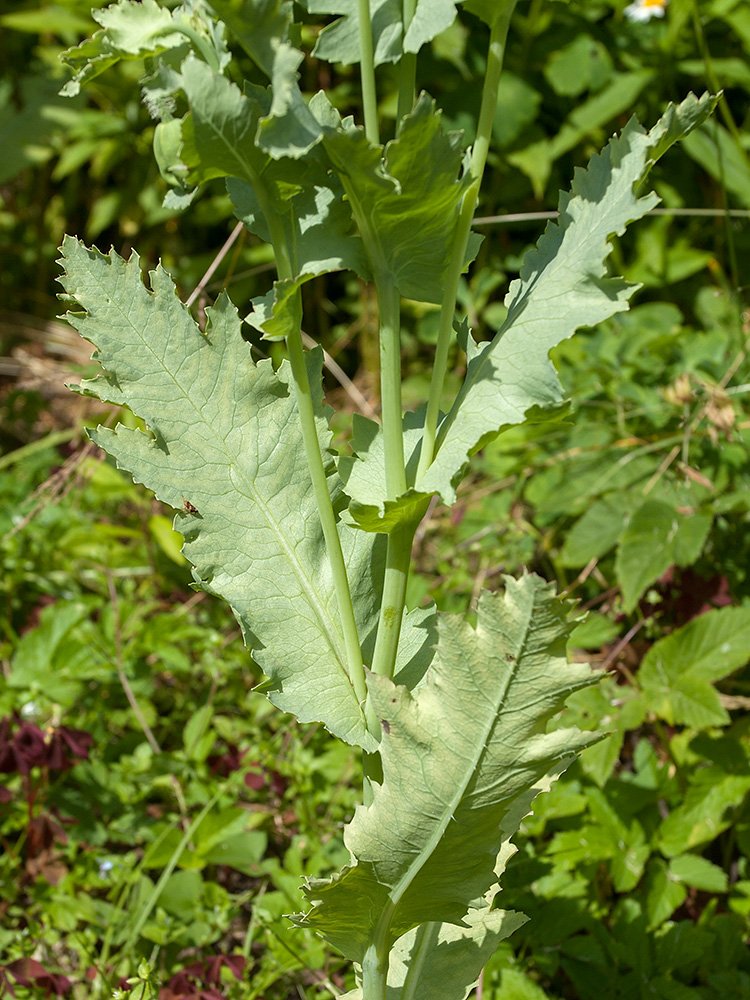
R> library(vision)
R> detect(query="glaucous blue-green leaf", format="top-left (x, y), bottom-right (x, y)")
top-left (340, 908), bottom-right (527, 1000)
top-left (403, 0), bottom-right (459, 52)
top-left (294, 575), bottom-right (598, 961)
top-left (638, 605), bottom-right (750, 728)
top-left (208, 0), bottom-right (294, 77)
top-left (362, 769), bottom-right (566, 1000)
top-left (339, 410), bottom-right (429, 531)
top-left (300, 0), bottom-right (402, 66)
top-left (175, 59), bottom-right (366, 286)
top-left (57, 237), bottom-right (384, 751)
top-left (418, 92), bottom-right (716, 506)
top-left (230, 174), bottom-right (368, 276)
top-left (318, 91), bottom-right (483, 304)
top-left (300, 0), bottom-right (458, 64)
top-left (60, 0), bottom-right (228, 96)
top-left (615, 499), bottom-right (712, 612)
top-left (177, 55), bottom-right (322, 194)
top-left (460, 0), bottom-right (515, 26)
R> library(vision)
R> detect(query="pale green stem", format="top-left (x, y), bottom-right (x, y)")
top-left (171, 23), bottom-right (221, 73)
top-left (368, 276), bottom-right (412, 684)
top-left (284, 322), bottom-right (369, 711)
top-left (396, 0), bottom-right (418, 126)
top-left (253, 185), bottom-right (370, 720)
top-left (361, 916), bottom-right (391, 1000)
top-left (376, 275), bottom-right (407, 500)
top-left (358, 0), bottom-right (380, 144)
top-left (370, 523), bottom-right (415, 680)
top-left (415, 2), bottom-right (517, 483)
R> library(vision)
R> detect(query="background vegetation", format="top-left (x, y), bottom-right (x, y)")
top-left (2, 0), bottom-right (750, 997)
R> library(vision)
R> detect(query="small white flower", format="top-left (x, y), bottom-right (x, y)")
top-left (624, 0), bottom-right (667, 21)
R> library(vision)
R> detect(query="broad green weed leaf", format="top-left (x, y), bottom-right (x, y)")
top-left (58, 237), bottom-right (384, 751)
top-left (616, 499), bottom-right (712, 613)
top-left (9, 602), bottom-right (90, 703)
top-left (319, 92), bottom-right (483, 304)
top-left (638, 605), bottom-right (750, 727)
top-left (682, 119), bottom-right (750, 208)
top-left (669, 854), bottom-right (728, 893)
top-left (419, 92), bottom-right (717, 506)
top-left (294, 575), bottom-right (598, 961)
top-left (559, 495), bottom-right (627, 568)
top-left (659, 767), bottom-right (750, 856)
top-left (644, 858), bottom-right (688, 930)
top-left (508, 71), bottom-right (652, 198)
top-left (493, 968), bottom-right (550, 1000)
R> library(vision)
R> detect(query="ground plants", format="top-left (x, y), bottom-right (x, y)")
top-left (44, 1), bottom-right (728, 997)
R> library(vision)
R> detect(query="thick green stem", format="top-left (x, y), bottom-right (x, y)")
top-left (368, 275), bottom-right (411, 684)
top-left (415, 3), bottom-right (517, 482)
top-left (284, 324), bottom-right (369, 709)
top-left (370, 523), bottom-right (415, 680)
top-left (362, 940), bottom-right (388, 1000)
top-left (171, 23), bottom-right (220, 73)
top-left (376, 275), bottom-right (407, 500)
top-left (254, 191), bottom-right (370, 721)
top-left (358, 0), bottom-right (380, 144)
top-left (396, 0), bottom-right (418, 126)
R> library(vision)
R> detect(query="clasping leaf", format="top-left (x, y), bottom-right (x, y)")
top-left (294, 574), bottom-right (599, 960)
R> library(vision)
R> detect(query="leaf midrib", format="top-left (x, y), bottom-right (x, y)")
top-left (435, 129), bottom-right (652, 456)
top-left (380, 594), bottom-right (537, 930)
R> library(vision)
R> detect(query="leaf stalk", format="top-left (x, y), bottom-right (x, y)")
top-left (396, 0), bottom-right (418, 127)
top-left (257, 191), bottom-right (371, 723)
top-left (358, 0), bottom-right (380, 144)
top-left (369, 522), bottom-right (415, 682)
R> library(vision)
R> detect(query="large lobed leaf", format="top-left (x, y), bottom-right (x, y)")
top-left (638, 605), bottom-right (750, 728)
top-left (299, 0), bottom-right (458, 67)
top-left (294, 575), bottom-right (599, 962)
top-left (58, 237), bottom-right (384, 751)
top-left (59, 0), bottom-right (229, 96)
top-left (419, 92), bottom-right (716, 504)
top-left (318, 91), bottom-right (482, 304)
top-left (337, 94), bottom-right (715, 533)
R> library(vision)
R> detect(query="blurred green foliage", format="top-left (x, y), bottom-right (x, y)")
top-left (1, 0), bottom-right (750, 997)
